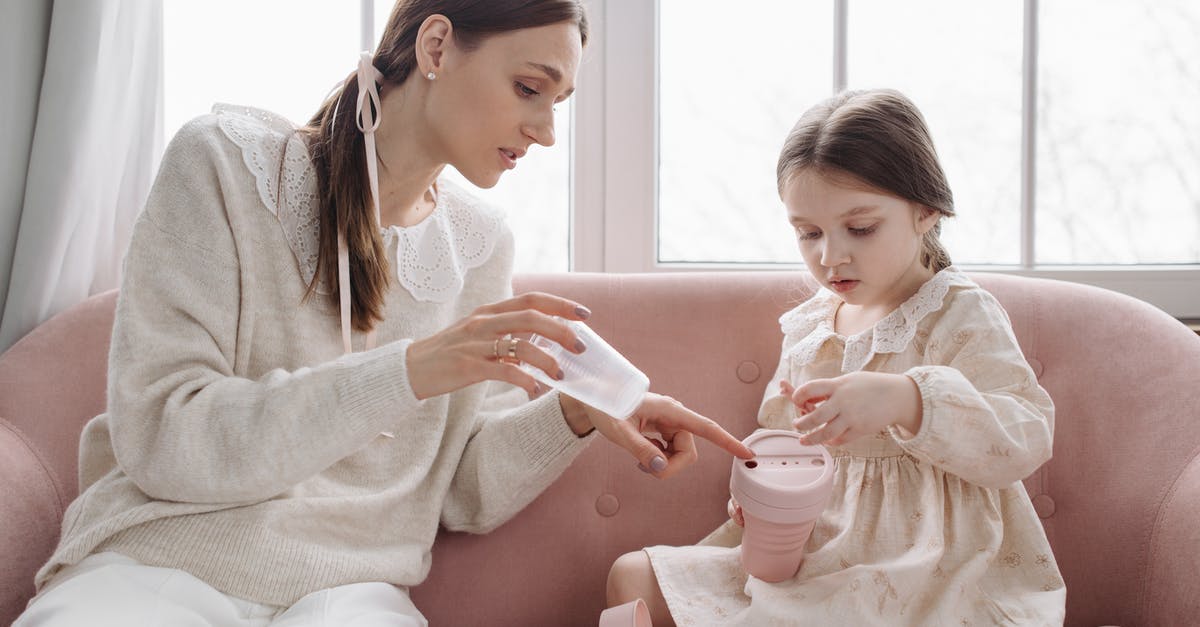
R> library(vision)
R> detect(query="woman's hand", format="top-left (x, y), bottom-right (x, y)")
top-left (562, 392), bottom-right (755, 479)
top-left (785, 372), bottom-right (923, 446)
top-left (406, 292), bottom-right (590, 400)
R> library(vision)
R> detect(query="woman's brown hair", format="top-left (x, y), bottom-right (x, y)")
top-left (776, 88), bottom-right (956, 272)
top-left (300, 0), bottom-right (588, 331)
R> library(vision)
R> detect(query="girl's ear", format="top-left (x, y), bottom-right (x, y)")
top-left (415, 14), bottom-right (453, 77)
top-left (915, 205), bottom-right (940, 235)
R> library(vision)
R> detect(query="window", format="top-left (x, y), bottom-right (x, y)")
top-left (641, 0), bottom-right (1199, 315)
top-left (165, 1), bottom-right (1200, 317)
top-left (163, 0), bottom-right (571, 272)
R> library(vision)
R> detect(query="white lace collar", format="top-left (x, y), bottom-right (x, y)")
top-left (779, 268), bottom-right (972, 372)
top-left (213, 104), bottom-right (504, 303)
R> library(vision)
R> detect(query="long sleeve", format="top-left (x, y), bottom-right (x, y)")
top-left (890, 289), bottom-right (1054, 489)
top-left (439, 384), bottom-right (594, 533)
top-left (106, 119), bottom-right (422, 504)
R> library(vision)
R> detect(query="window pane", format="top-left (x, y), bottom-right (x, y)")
top-left (658, 1), bottom-right (833, 264)
top-left (164, 1), bottom-right (359, 141)
top-left (1037, 0), bottom-right (1200, 264)
top-left (848, 0), bottom-right (1024, 265)
top-left (373, 3), bottom-right (572, 273)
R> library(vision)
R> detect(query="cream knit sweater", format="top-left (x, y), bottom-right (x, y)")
top-left (34, 107), bottom-right (594, 606)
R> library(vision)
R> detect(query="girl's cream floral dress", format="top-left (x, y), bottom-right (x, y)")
top-left (645, 269), bottom-right (1066, 626)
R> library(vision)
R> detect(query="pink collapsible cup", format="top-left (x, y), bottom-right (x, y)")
top-left (730, 429), bottom-right (834, 582)
top-left (598, 598), bottom-right (652, 627)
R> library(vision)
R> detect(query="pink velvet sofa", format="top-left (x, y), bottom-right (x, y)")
top-left (3, 272), bottom-right (1198, 626)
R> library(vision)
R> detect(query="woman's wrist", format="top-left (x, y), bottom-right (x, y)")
top-left (558, 393), bottom-right (595, 437)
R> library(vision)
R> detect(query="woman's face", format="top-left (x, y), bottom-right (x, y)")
top-left (782, 168), bottom-right (938, 310)
top-left (430, 22), bottom-right (581, 188)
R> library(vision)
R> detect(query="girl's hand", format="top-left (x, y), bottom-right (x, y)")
top-left (727, 497), bottom-right (745, 527)
top-left (561, 392), bottom-right (755, 479)
top-left (406, 292), bottom-right (590, 400)
top-left (786, 372), bottom-right (923, 446)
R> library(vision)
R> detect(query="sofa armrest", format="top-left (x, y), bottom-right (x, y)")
top-left (1144, 451), bottom-right (1200, 625)
top-left (0, 417), bottom-right (64, 626)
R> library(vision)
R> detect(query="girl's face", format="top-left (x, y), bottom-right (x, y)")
top-left (782, 168), bottom-right (939, 311)
top-left (429, 22), bottom-right (581, 188)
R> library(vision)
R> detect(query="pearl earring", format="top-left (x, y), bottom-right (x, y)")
top-left (426, 71), bottom-right (437, 80)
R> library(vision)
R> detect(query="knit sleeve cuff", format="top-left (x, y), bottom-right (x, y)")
top-left (333, 339), bottom-right (424, 437)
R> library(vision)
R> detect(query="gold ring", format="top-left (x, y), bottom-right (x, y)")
top-left (505, 337), bottom-right (520, 361)
top-left (493, 338), bottom-right (502, 359)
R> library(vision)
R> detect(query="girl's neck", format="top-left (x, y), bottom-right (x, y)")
top-left (834, 264), bottom-right (938, 336)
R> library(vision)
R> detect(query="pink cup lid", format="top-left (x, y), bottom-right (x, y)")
top-left (730, 430), bottom-right (834, 521)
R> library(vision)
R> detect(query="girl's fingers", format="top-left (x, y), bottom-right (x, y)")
top-left (793, 402), bottom-right (837, 434)
top-left (798, 416), bottom-right (847, 446)
top-left (792, 379), bottom-right (836, 406)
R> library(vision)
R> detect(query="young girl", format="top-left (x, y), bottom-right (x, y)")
top-left (15, 1), bottom-right (751, 625)
top-left (607, 89), bottom-right (1066, 625)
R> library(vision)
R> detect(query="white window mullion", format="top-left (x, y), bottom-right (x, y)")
top-left (360, 0), bottom-right (375, 52)
top-left (571, 0), bottom-right (608, 271)
top-left (600, 0), bottom-right (658, 272)
top-left (833, 0), bottom-right (848, 92)
top-left (1020, 0), bottom-right (1037, 268)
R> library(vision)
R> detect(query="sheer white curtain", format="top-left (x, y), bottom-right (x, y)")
top-left (0, 0), bottom-right (163, 352)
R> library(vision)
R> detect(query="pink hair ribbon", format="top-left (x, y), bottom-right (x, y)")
top-left (338, 51), bottom-right (384, 355)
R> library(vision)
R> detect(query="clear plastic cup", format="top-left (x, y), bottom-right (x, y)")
top-left (521, 318), bottom-right (649, 419)
top-left (730, 429), bottom-right (834, 582)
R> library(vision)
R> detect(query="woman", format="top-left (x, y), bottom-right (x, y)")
top-left (15, 2), bottom-right (752, 625)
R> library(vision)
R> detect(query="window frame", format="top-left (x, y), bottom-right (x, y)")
top-left (574, 0), bottom-right (1200, 318)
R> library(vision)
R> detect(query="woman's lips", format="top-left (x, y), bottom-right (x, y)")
top-left (499, 148), bottom-right (517, 170)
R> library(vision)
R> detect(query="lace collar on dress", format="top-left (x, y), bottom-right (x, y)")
top-left (778, 268), bottom-right (972, 373)
top-left (212, 103), bottom-right (504, 303)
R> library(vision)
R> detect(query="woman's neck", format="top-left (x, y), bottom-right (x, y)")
top-left (372, 81), bottom-right (445, 228)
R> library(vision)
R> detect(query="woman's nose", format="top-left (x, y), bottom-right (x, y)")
top-left (523, 108), bottom-right (556, 147)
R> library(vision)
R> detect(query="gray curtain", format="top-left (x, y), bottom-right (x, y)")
top-left (0, 0), bottom-right (163, 352)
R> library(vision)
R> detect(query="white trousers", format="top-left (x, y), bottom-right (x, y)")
top-left (15, 552), bottom-right (428, 627)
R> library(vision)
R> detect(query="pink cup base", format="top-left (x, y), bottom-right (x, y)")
top-left (599, 598), bottom-right (652, 627)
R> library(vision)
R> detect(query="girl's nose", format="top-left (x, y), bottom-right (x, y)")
top-left (820, 238), bottom-right (850, 267)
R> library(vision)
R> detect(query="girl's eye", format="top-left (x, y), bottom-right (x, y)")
top-left (796, 228), bottom-right (821, 241)
top-left (849, 225), bottom-right (877, 237)
top-left (515, 82), bottom-right (539, 97)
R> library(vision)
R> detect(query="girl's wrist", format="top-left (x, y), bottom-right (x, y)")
top-left (893, 374), bottom-right (924, 436)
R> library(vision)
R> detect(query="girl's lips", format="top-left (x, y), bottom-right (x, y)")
top-left (830, 279), bottom-right (859, 293)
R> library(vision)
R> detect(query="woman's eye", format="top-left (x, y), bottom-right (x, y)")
top-left (849, 225), bottom-right (877, 237)
top-left (515, 82), bottom-right (539, 97)
top-left (796, 228), bottom-right (821, 241)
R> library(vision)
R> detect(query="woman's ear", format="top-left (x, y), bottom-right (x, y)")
top-left (415, 14), bottom-right (453, 77)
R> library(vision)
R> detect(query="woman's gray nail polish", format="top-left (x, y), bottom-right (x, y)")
top-left (650, 456), bottom-right (668, 472)
top-left (575, 306), bottom-right (591, 319)
top-left (574, 339), bottom-right (586, 352)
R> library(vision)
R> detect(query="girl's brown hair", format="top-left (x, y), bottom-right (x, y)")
top-left (300, 0), bottom-right (588, 331)
top-left (776, 89), bottom-right (956, 272)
